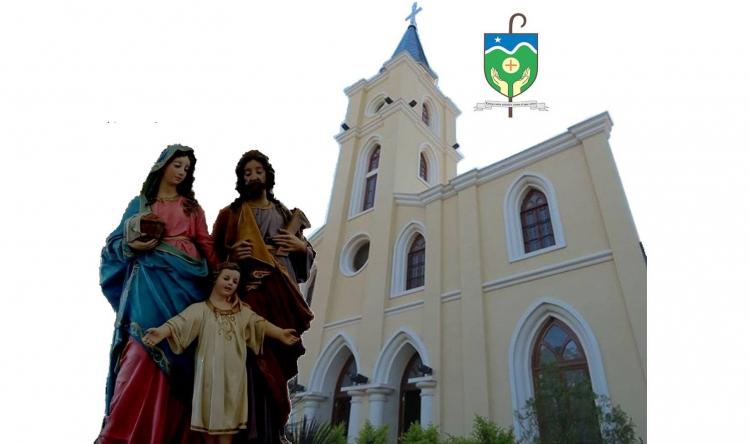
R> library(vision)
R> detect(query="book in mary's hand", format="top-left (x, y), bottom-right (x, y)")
top-left (126, 213), bottom-right (166, 243)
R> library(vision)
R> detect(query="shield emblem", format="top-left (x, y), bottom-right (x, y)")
top-left (484, 33), bottom-right (538, 98)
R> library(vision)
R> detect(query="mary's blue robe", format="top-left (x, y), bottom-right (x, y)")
top-left (100, 195), bottom-right (209, 413)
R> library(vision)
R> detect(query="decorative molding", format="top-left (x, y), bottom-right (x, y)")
top-left (307, 332), bottom-right (362, 393)
top-left (568, 111), bottom-right (613, 141)
top-left (384, 51), bottom-right (439, 84)
top-left (393, 192), bottom-right (424, 207)
top-left (362, 384), bottom-right (396, 394)
top-left (440, 290), bottom-right (461, 303)
top-left (392, 112), bottom-right (612, 207)
top-left (384, 299), bottom-right (424, 316)
top-left (407, 376), bottom-right (437, 386)
top-left (336, 113), bottom-right (385, 144)
top-left (339, 386), bottom-right (368, 396)
top-left (347, 206), bottom-right (375, 222)
top-left (344, 79), bottom-right (368, 96)
top-left (372, 327), bottom-right (432, 384)
top-left (391, 286), bottom-right (425, 299)
top-left (322, 315), bottom-right (363, 330)
top-left (335, 98), bottom-right (461, 163)
top-left (293, 391), bottom-right (328, 403)
top-left (344, 52), bottom-right (461, 117)
top-left (483, 250), bottom-right (613, 293)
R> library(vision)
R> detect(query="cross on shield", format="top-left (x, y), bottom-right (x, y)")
top-left (484, 33), bottom-right (538, 99)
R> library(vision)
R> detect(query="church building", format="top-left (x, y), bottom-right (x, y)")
top-left (291, 15), bottom-right (646, 444)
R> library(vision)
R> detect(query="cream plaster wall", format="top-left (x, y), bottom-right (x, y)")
top-left (439, 300), bottom-right (464, 436)
top-left (482, 260), bottom-right (647, 437)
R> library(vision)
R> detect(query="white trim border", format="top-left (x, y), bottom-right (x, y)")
top-left (484, 250), bottom-right (613, 293)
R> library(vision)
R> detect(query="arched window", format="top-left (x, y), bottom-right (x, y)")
top-left (362, 145), bottom-right (380, 211)
top-left (419, 153), bottom-right (428, 182)
top-left (532, 318), bottom-right (600, 444)
top-left (421, 103), bottom-right (430, 126)
top-left (521, 189), bottom-right (555, 253)
top-left (504, 173), bottom-right (566, 261)
top-left (391, 223), bottom-right (426, 297)
top-left (398, 353), bottom-right (423, 436)
top-left (366, 94), bottom-right (389, 116)
top-left (331, 355), bottom-right (356, 432)
top-left (417, 145), bottom-right (438, 186)
top-left (405, 234), bottom-right (425, 290)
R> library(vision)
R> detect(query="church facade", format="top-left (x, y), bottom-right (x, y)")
top-left (291, 22), bottom-right (646, 443)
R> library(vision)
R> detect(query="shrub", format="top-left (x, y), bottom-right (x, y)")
top-left (469, 416), bottom-right (515, 444)
top-left (597, 399), bottom-right (643, 444)
top-left (400, 422), bottom-right (441, 444)
top-left (443, 416), bottom-right (514, 444)
top-left (355, 421), bottom-right (388, 444)
top-left (515, 365), bottom-right (642, 444)
top-left (286, 417), bottom-right (347, 444)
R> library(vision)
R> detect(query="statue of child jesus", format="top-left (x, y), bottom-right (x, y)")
top-left (142, 262), bottom-right (299, 444)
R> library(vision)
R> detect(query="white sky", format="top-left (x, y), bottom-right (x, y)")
top-left (0, 1), bottom-right (748, 442)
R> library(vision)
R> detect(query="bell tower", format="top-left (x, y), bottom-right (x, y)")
top-left (296, 6), bottom-right (461, 439)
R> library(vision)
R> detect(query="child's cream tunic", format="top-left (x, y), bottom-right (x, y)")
top-left (166, 299), bottom-right (266, 435)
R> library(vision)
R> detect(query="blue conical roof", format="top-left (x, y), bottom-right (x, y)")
top-left (387, 25), bottom-right (437, 79)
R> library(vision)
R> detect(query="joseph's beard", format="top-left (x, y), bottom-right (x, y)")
top-left (239, 181), bottom-right (265, 200)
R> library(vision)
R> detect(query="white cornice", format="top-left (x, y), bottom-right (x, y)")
top-left (322, 315), bottom-right (362, 330)
top-left (344, 78), bottom-right (369, 96)
top-left (384, 299), bottom-right (425, 317)
top-left (335, 98), bottom-right (461, 163)
top-left (343, 52), bottom-right (461, 117)
top-left (422, 185), bottom-right (453, 203)
top-left (393, 112), bottom-right (612, 207)
top-left (568, 111), bottom-right (613, 141)
top-left (383, 52), bottom-right (437, 83)
top-left (441, 290), bottom-right (461, 303)
top-left (482, 250), bottom-right (614, 293)
top-left (392, 193), bottom-right (424, 207)
top-left (292, 392), bottom-right (328, 402)
top-left (385, 53), bottom-right (461, 116)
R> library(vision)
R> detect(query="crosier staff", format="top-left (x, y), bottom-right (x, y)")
top-left (507, 12), bottom-right (526, 118)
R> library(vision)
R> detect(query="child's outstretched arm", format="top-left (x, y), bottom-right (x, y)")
top-left (142, 325), bottom-right (171, 347)
top-left (264, 321), bottom-right (300, 346)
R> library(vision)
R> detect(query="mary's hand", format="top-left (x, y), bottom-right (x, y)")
top-left (142, 328), bottom-right (164, 347)
top-left (128, 239), bottom-right (159, 251)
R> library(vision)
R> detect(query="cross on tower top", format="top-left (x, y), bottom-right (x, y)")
top-left (405, 2), bottom-right (423, 27)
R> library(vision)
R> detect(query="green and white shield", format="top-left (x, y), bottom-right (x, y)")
top-left (484, 33), bottom-right (538, 98)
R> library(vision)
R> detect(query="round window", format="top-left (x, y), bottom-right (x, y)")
top-left (340, 234), bottom-right (370, 276)
top-left (352, 241), bottom-right (370, 271)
